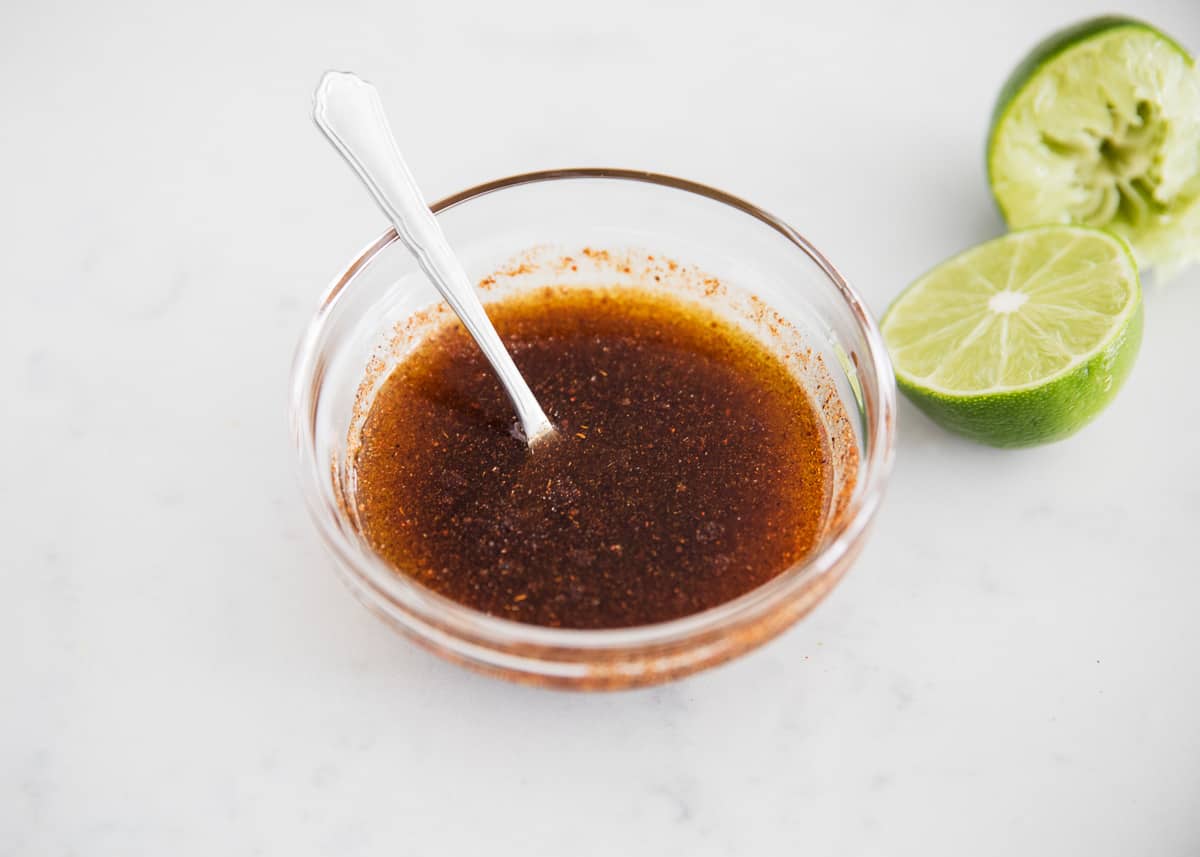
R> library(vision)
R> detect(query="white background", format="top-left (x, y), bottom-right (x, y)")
top-left (4, 0), bottom-right (1199, 854)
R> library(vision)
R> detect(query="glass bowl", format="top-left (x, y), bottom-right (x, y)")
top-left (290, 169), bottom-right (896, 690)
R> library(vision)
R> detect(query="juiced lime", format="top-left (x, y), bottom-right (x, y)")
top-left (988, 17), bottom-right (1200, 274)
top-left (882, 226), bottom-right (1142, 447)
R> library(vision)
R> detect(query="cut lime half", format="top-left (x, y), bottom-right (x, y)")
top-left (988, 17), bottom-right (1200, 273)
top-left (882, 226), bottom-right (1142, 448)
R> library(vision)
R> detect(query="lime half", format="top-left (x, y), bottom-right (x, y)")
top-left (882, 226), bottom-right (1142, 447)
top-left (988, 17), bottom-right (1200, 274)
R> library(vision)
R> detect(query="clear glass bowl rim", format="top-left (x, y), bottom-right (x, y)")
top-left (291, 167), bottom-right (896, 656)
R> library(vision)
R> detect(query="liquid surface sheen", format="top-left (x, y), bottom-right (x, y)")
top-left (355, 287), bottom-right (832, 629)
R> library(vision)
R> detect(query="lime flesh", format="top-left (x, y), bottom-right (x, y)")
top-left (988, 18), bottom-right (1200, 274)
top-left (882, 226), bottom-right (1142, 448)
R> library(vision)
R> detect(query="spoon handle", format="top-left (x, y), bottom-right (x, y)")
top-left (312, 71), bottom-right (554, 444)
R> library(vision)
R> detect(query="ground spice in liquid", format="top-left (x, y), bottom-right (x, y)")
top-left (355, 287), bottom-right (833, 629)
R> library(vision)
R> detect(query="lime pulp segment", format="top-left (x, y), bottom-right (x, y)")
top-left (885, 227), bottom-right (1138, 393)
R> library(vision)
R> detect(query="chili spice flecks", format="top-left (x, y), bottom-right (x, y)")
top-left (355, 287), bottom-right (833, 629)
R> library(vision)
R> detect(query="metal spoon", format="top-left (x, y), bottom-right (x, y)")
top-left (312, 71), bottom-right (555, 445)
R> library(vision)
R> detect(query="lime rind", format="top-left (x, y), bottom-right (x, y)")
top-left (988, 19), bottom-right (1200, 274)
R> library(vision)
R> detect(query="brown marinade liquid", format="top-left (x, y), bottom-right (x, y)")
top-left (355, 287), bottom-right (832, 629)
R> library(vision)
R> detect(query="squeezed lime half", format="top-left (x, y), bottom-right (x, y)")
top-left (882, 226), bottom-right (1142, 448)
top-left (988, 17), bottom-right (1200, 274)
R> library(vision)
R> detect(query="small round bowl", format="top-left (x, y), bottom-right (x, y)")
top-left (291, 169), bottom-right (896, 690)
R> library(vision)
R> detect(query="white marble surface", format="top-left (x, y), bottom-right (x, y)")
top-left (5, 0), bottom-right (1200, 853)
